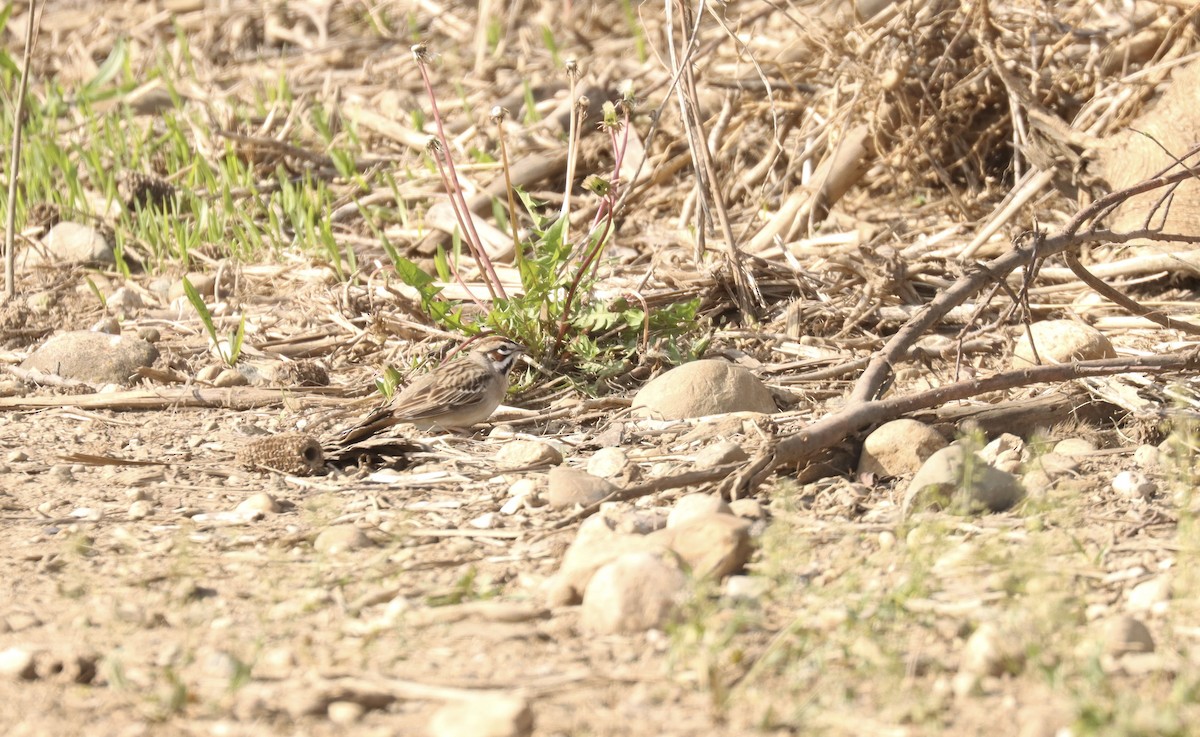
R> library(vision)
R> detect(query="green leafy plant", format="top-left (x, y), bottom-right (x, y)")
top-left (182, 276), bottom-right (245, 366)
top-left (394, 47), bottom-right (707, 379)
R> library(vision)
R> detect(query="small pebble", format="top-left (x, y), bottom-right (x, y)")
top-left (1112, 471), bottom-right (1155, 500)
top-left (128, 500), bottom-right (152, 520)
top-left (314, 525), bottom-right (373, 554)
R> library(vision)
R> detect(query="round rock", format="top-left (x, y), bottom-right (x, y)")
top-left (580, 551), bottom-right (687, 634)
top-left (25, 221), bottom-right (114, 268)
top-left (314, 525), bottom-right (373, 554)
top-left (546, 468), bottom-right (615, 510)
top-left (666, 493), bottom-right (732, 529)
top-left (631, 360), bottom-right (776, 419)
top-left (1103, 616), bottom-right (1155, 656)
top-left (651, 513), bottom-right (753, 579)
top-left (904, 445), bottom-right (1025, 514)
top-left (496, 439), bottom-right (563, 469)
top-left (1011, 320), bottom-right (1115, 368)
top-left (857, 419), bottom-right (948, 478)
top-left (21, 331), bottom-right (158, 385)
top-left (428, 693), bottom-right (533, 737)
top-left (693, 440), bottom-right (750, 469)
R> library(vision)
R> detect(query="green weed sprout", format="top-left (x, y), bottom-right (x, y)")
top-left (182, 276), bottom-right (245, 367)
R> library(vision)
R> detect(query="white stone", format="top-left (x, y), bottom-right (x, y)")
top-left (580, 552), bottom-right (687, 634)
top-left (1112, 471), bottom-right (1155, 500)
top-left (857, 419), bottom-right (948, 478)
top-left (631, 360), bottom-right (776, 419)
top-left (428, 694), bottom-right (533, 737)
top-left (666, 493), bottom-right (732, 529)
top-left (1011, 320), bottom-right (1115, 368)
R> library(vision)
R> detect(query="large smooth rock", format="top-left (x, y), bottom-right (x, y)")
top-left (631, 360), bottom-right (776, 419)
top-left (904, 445), bottom-right (1025, 514)
top-left (580, 552), bottom-right (687, 634)
top-left (546, 468), bottom-right (616, 509)
top-left (545, 516), bottom-right (669, 605)
top-left (1011, 320), bottom-right (1115, 368)
top-left (21, 331), bottom-right (158, 385)
top-left (652, 513), bottom-right (753, 579)
top-left (428, 694), bottom-right (533, 737)
top-left (857, 419), bottom-right (948, 478)
top-left (22, 222), bottom-right (114, 268)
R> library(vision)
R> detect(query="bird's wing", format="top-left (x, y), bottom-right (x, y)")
top-left (390, 360), bottom-right (495, 421)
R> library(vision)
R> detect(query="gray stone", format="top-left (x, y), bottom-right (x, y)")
top-left (586, 446), bottom-right (636, 482)
top-left (24, 222), bottom-right (113, 267)
top-left (546, 467), bottom-right (615, 509)
top-left (960, 622), bottom-right (1025, 677)
top-left (858, 419), bottom-right (948, 478)
top-left (428, 694), bottom-right (533, 737)
top-left (314, 525), bottom-right (373, 554)
top-left (496, 439), bottom-right (563, 469)
top-left (651, 512), bottom-right (753, 579)
top-left (545, 516), bottom-right (669, 605)
top-left (1103, 616), bottom-right (1155, 656)
top-left (904, 445), bottom-right (1025, 514)
top-left (1053, 438), bottom-right (1097, 457)
top-left (693, 440), bottom-right (750, 469)
top-left (21, 331), bottom-right (158, 385)
top-left (0, 647), bottom-right (37, 681)
top-left (1011, 320), bottom-right (1115, 368)
top-left (580, 551), bottom-right (687, 634)
top-left (667, 493), bottom-right (732, 528)
top-left (1112, 471), bottom-right (1156, 500)
top-left (631, 360), bottom-right (776, 419)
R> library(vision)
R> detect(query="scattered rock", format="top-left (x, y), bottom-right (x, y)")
top-left (652, 513), bottom-right (753, 579)
top-left (857, 419), bottom-right (948, 478)
top-left (213, 368), bottom-right (249, 387)
top-left (586, 446), bottom-right (638, 483)
top-left (960, 622), bottom-right (1025, 677)
top-left (631, 360), bottom-right (776, 419)
top-left (667, 493), bottom-right (732, 528)
top-left (693, 440), bottom-right (750, 469)
top-left (24, 221), bottom-right (114, 267)
top-left (237, 433), bottom-right (325, 476)
top-left (1113, 470), bottom-right (1156, 500)
top-left (314, 525), bottom-right (373, 554)
top-left (328, 700), bottom-right (366, 725)
top-left (107, 287), bottom-right (144, 317)
top-left (723, 575), bottom-right (768, 601)
top-left (21, 331), bottom-right (158, 385)
top-left (90, 316), bottom-right (121, 335)
top-left (728, 498), bottom-right (765, 520)
top-left (169, 272), bottom-right (219, 301)
top-left (1103, 616), bottom-right (1155, 656)
top-left (236, 493), bottom-right (280, 517)
top-left (546, 468), bottom-right (616, 509)
top-left (580, 551), bottom-right (687, 634)
top-left (1132, 444), bottom-right (1160, 470)
top-left (496, 439), bottom-right (563, 469)
top-left (428, 694), bottom-right (533, 737)
top-left (128, 500), bottom-right (153, 520)
top-left (1011, 320), bottom-right (1116, 368)
top-left (979, 433), bottom-right (1025, 473)
top-left (1053, 438), bottom-right (1097, 457)
top-left (1127, 575), bottom-right (1171, 614)
top-left (1031, 452), bottom-right (1079, 478)
top-left (904, 445), bottom-right (1026, 514)
top-left (0, 647), bottom-right (37, 681)
top-left (545, 516), bottom-right (669, 605)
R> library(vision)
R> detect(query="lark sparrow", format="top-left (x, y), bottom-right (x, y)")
top-left (339, 335), bottom-right (526, 443)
